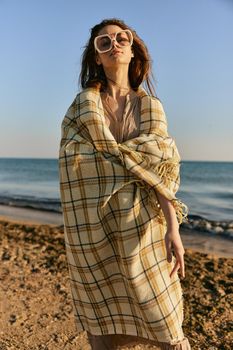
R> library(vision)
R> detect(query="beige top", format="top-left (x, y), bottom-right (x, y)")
top-left (100, 90), bottom-right (141, 143)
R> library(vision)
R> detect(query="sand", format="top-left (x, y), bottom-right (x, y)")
top-left (0, 215), bottom-right (232, 350)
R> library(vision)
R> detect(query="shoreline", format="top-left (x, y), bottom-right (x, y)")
top-left (0, 204), bottom-right (63, 226)
top-left (0, 204), bottom-right (232, 259)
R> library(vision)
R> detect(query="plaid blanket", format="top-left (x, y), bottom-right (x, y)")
top-left (58, 86), bottom-right (189, 345)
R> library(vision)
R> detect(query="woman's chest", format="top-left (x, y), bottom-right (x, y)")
top-left (101, 93), bottom-right (141, 143)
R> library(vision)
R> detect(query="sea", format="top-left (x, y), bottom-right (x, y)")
top-left (0, 158), bottom-right (232, 223)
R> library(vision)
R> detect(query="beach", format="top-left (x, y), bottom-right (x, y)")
top-left (0, 208), bottom-right (232, 350)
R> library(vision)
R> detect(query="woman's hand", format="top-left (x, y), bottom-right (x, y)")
top-left (155, 190), bottom-right (186, 279)
top-left (165, 228), bottom-right (185, 279)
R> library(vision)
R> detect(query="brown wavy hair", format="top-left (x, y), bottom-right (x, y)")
top-left (79, 18), bottom-right (157, 96)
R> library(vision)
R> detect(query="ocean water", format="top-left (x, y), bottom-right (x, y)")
top-left (179, 161), bottom-right (233, 222)
top-left (0, 158), bottom-right (60, 213)
top-left (0, 158), bottom-right (232, 222)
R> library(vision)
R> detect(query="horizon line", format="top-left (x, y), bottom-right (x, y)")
top-left (0, 156), bottom-right (232, 163)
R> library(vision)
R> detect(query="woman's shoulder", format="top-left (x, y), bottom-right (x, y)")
top-left (72, 87), bottom-right (101, 104)
top-left (136, 86), bottom-right (162, 103)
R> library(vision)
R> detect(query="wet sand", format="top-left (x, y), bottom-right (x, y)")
top-left (0, 204), bottom-right (63, 226)
top-left (0, 209), bottom-right (232, 349)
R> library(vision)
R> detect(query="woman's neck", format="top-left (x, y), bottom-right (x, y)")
top-left (104, 69), bottom-right (132, 99)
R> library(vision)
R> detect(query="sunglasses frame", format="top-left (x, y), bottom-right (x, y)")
top-left (94, 29), bottom-right (133, 54)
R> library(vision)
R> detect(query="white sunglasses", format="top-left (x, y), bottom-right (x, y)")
top-left (94, 29), bottom-right (133, 53)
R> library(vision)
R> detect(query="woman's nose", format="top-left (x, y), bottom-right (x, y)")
top-left (112, 38), bottom-right (120, 48)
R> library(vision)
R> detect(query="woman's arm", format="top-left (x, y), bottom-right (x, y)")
top-left (156, 191), bottom-right (186, 279)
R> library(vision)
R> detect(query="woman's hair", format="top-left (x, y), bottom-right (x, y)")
top-left (79, 18), bottom-right (157, 96)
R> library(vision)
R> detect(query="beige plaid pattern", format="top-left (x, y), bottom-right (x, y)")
top-left (58, 87), bottom-right (188, 344)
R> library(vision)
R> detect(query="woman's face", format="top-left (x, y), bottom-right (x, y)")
top-left (95, 25), bottom-right (134, 69)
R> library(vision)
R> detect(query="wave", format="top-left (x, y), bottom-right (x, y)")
top-left (0, 195), bottom-right (62, 213)
top-left (181, 214), bottom-right (233, 240)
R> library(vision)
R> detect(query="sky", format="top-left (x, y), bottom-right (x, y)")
top-left (0, 0), bottom-right (232, 161)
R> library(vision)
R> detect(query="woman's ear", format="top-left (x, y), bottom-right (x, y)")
top-left (131, 50), bottom-right (134, 57)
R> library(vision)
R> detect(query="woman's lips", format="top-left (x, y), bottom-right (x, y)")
top-left (110, 50), bottom-right (122, 56)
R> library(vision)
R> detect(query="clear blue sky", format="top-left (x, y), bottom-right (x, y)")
top-left (0, 0), bottom-right (232, 161)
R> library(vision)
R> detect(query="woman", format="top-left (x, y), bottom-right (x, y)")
top-left (59, 18), bottom-right (191, 349)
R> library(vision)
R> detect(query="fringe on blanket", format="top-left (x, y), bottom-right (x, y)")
top-left (151, 159), bottom-right (188, 224)
top-left (136, 159), bottom-right (189, 225)
top-left (152, 158), bottom-right (179, 185)
top-left (147, 189), bottom-right (188, 225)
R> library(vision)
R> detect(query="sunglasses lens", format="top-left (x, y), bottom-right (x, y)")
top-left (116, 31), bottom-right (132, 47)
top-left (95, 30), bottom-right (133, 53)
top-left (95, 36), bottom-right (112, 52)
